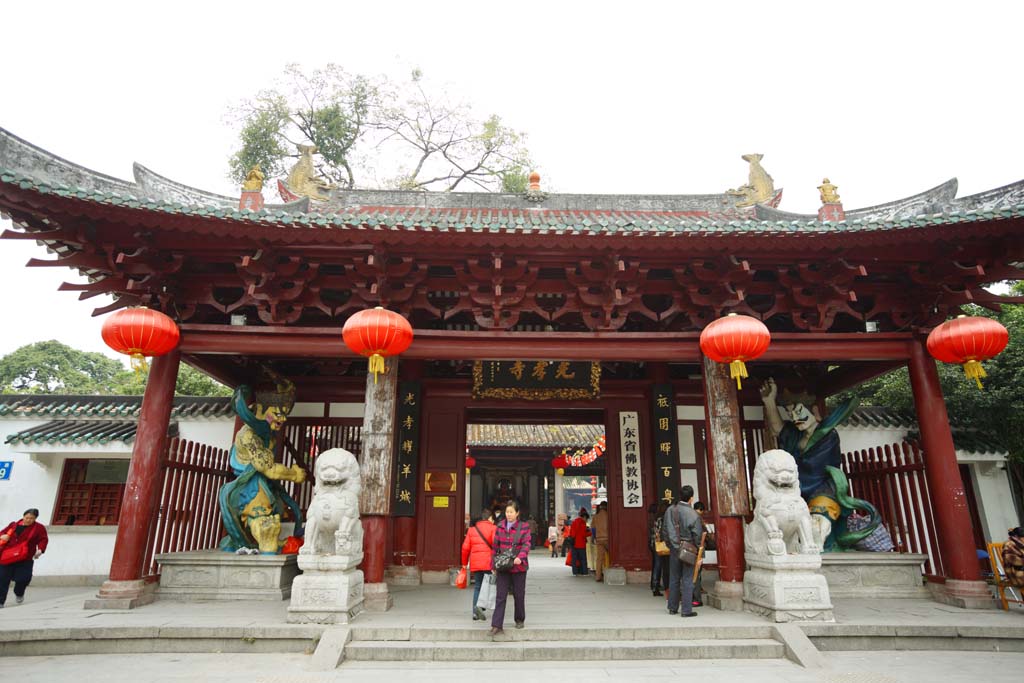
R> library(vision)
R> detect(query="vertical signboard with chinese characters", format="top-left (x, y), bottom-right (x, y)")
top-left (650, 383), bottom-right (680, 506)
top-left (392, 381), bottom-right (421, 516)
top-left (618, 411), bottom-right (644, 508)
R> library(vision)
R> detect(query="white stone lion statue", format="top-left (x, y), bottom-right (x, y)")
top-left (745, 449), bottom-right (819, 556)
top-left (300, 448), bottom-right (363, 557)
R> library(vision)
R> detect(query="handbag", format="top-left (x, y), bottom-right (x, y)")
top-left (654, 539), bottom-right (671, 556)
top-left (476, 572), bottom-right (497, 610)
top-left (0, 542), bottom-right (30, 565)
top-left (455, 567), bottom-right (468, 589)
top-left (493, 547), bottom-right (517, 572)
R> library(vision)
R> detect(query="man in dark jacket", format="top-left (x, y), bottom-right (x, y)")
top-left (662, 485), bottom-right (703, 617)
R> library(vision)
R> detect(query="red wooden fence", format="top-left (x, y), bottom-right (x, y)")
top-left (142, 437), bottom-right (232, 578)
top-left (843, 441), bottom-right (944, 577)
top-left (281, 418), bottom-right (362, 515)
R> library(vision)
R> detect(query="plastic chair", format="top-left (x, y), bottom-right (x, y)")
top-left (987, 542), bottom-right (1023, 610)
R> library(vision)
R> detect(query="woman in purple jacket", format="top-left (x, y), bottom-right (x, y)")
top-left (489, 500), bottom-right (532, 635)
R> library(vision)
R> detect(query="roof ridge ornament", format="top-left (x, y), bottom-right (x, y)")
top-left (726, 153), bottom-right (775, 208)
top-left (523, 170), bottom-right (547, 203)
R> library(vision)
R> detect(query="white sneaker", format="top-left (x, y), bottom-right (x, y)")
top-left (15, 596), bottom-right (24, 604)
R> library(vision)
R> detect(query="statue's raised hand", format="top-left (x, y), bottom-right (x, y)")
top-left (759, 377), bottom-right (777, 403)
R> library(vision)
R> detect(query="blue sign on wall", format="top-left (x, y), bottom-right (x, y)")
top-left (0, 462), bottom-right (11, 480)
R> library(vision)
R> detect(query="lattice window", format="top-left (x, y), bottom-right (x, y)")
top-left (52, 459), bottom-right (126, 526)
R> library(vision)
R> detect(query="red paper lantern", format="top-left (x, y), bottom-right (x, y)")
top-left (465, 455), bottom-right (477, 470)
top-left (101, 307), bottom-right (180, 372)
top-left (699, 313), bottom-right (771, 389)
top-left (927, 315), bottom-right (1008, 389)
top-left (342, 307), bottom-right (414, 382)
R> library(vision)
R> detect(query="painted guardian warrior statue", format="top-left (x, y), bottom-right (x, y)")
top-left (759, 377), bottom-right (882, 551)
top-left (219, 369), bottom-right (306, 554)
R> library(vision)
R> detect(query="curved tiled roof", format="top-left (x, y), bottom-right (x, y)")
top-left (5, 167), bottom-right (1024, 239)
top-left (4, 420), bottom-right (179, 446)
top-left (0, 395), bottom-right (232, 419)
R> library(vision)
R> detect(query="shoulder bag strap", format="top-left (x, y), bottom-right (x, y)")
top-left (474, 523), bottom-right (493, 549)
top-left (670, 506), bottom-right (682, 546)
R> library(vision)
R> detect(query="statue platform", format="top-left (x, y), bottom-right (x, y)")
top-left (819, 552), bottom-right (928, 599)
top-left (744, 553), bottom-right (835, 623)
top-left (156, 550), bottom-right (299, 601)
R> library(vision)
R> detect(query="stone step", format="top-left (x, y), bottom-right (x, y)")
top-left (349, 625), bottom-right (776, 642)
top-left (344, 638), bottom-right (786, 662)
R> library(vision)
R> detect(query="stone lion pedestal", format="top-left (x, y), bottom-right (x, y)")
top-left (743, 553), bottom-right (834, 622)
top-left (287, 548), bottom-right (364, 624)
top-left (742, 449), bottom-right (834, 622)
top-left (286, 447), bottom-right (365, 624)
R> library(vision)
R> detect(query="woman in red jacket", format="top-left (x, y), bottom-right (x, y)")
top-left (0, 508), bottom-right (48, 607)
top-left (489, 500), bottom-right (532, 636)
top-left (461, 508), bottom-right (496, 621)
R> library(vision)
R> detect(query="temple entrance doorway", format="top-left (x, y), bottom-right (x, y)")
top-left (465, 408), bottom-right (608, 549)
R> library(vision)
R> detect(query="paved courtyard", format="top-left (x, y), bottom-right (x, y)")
top-left (0, 552), bottom-right (1021, 681)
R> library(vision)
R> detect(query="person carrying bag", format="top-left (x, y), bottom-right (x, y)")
top-left (460, 508), bottom-right (497, 621)
top-left (663, 486), bottom-right (703, 618)
top-left (0, 508), bottom-right (48, 608)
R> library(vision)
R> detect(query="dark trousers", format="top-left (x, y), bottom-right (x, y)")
top-left (560, 540), bottom-right (569, 557)
top-left (667, 552), bottom-right (695, 615)
top-left (471, 570), bottom-right (487, 615)
top-left (550, 542), bottom-right (558, 557)
top-left (651, 549), bottom-right (669, 591)
top-left (571, 546), bottom-right (588, 574)
top-left (491, 570), bottom-right (526, 628)
top-left (0, 560), bottom-right (33, 604)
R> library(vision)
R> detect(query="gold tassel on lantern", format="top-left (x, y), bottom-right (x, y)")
top-left (729, 359), bottom-right (749, 389)
top-left (129, 351), bottom-right (149, 375)
top-left (368, 353), bottom-right (386, 383)
top-left (963, 359), bottom-right (987, 390)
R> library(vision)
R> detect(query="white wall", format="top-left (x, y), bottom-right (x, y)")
top-left (966, 460), bottom-right (1020, 543)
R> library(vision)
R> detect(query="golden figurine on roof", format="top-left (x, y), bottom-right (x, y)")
top-left (818, 178), bottom-right (841, 205)
top-left (285, 144), bottom-right (332, 200)
top-left (727, 153), bottom-right (776, 207)
top-left (242, 164), bottom-right (265, 192)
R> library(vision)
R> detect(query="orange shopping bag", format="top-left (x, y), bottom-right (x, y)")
top-left (455, 567), bottom-right (468, 589)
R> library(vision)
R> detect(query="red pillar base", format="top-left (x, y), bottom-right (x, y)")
top-left (362, 514), bottom-right (393, 611)
top-left (385, 515), bottom-right (421, 585)
top-left (83, 579), bottom-right (156, 610)
top-left (928, 578), bottom-right (995, 610)
top-left (707, 515), bottom-right (745, 611)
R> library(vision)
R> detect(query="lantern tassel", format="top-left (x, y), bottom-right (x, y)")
top-left (367, 353), bottom-right (387, 383)
top-left (729, 359), bottom-right (748, 390)
top-left (129, 352), bottom-right (149, 376)
top-left (963, 359), bottom-right (986, 390)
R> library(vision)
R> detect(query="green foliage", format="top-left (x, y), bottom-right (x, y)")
top-left (0, 341), bottom-right (125, 394)
top-left (0, 341), bottom-right (231, 397)
top-left (228, 65), bottom-right (536, 192)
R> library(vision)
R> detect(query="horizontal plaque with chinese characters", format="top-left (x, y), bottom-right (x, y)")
top-left (392, 381), bottom-right (421, 516)
top-left (472, 360), bottom-right (600, 401)
top-left (619, 411), bottom-right (644, 508)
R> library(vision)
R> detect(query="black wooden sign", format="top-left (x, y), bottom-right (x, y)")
top-left (392, 381), bottom-right (421, 516)
top-left (651, 383), bottom-right (681, 505)
top-left (472, 361), bottom-right (601, 400)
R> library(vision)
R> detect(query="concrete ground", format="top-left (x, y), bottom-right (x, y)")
top-left (1, 551), bottom-right (1022, 681)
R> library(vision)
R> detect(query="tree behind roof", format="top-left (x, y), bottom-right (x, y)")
top-left (0, 341), bottom-right (230, 397)
top-left (228, 65), bottom-right (534, 193)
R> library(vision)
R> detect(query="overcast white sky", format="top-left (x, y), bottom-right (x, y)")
top-left (2, 1), bottom-right (1023, 361)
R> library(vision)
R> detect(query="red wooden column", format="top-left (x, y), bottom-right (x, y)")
top-left (359, 361), bottom-right (399, 611)
top-left (908, 339), bottom-right (992, 608)
top-left (87, 350), bottom-right (180, 609)
top-left (701, 354), bottom-right (751, 611)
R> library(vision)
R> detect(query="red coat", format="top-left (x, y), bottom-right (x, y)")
top-left (461, 520), bottom-right (496, 572)
top-left (570, 517), bottom-right (590, 549)
top-left (0, 521), bottom-right (48, 560)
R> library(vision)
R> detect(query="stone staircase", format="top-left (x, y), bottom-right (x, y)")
top-left (343, 625), bottom-right (788, 663)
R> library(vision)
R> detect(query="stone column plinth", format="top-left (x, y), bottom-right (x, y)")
top-left (743, 553), bottom-right (834, 623)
